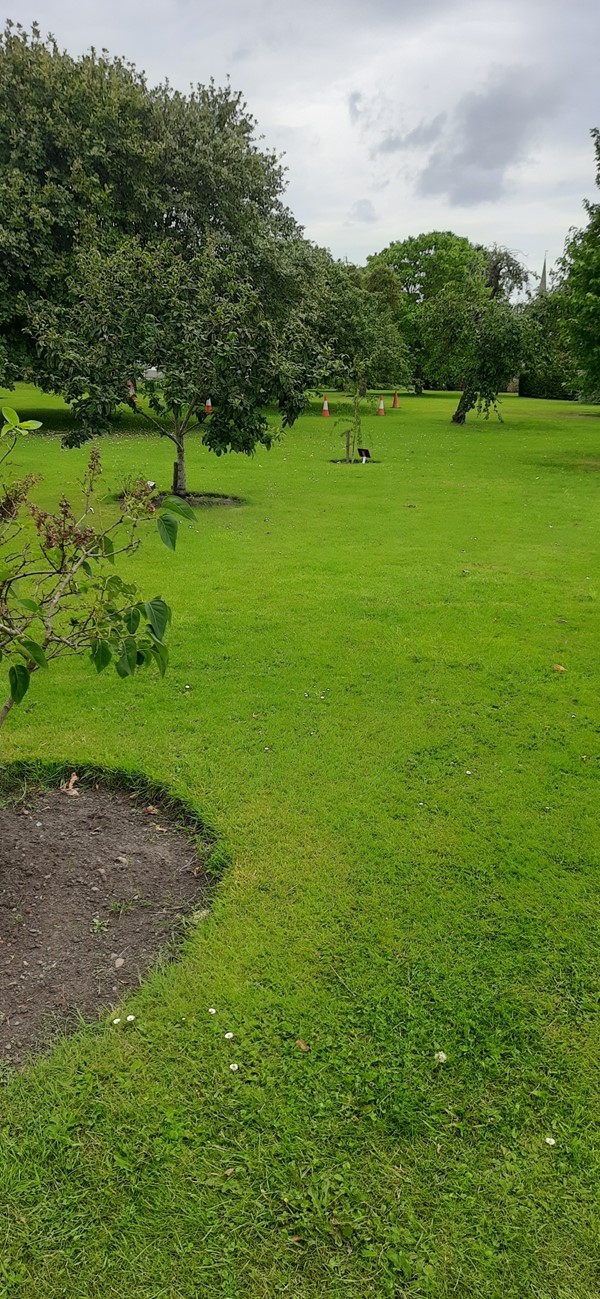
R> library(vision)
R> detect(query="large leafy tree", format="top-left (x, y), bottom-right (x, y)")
top-left (32, 236), bottom-right (319, 494)
top-left (561, 128), bottom-right (600, 398)
top-left (0, 21), bottom-right (291, 385)
top-left (366, 232), bottom-right (488, 392)
top-left (422, 284), bottom-right (523, 424)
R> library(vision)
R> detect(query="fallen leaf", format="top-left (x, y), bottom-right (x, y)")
top-left (552, 664), bottom-right (566, 673)
top-left (581, 755), bottom-right (589, 762)
top-left (60, 772), bottom-right (80, 796)
top-left (290, 1235), bottom-right (303, 1244)
top-left (145, 805), bottom-right (158, 814)
top-left (252, 712), bottom-right (260, 719)
top-left (295, 1038), bottom-right (310, 1052)
top-left (154, 825), bottom-right (168, 833)
top-left (224, 1168), bottom-right (234, 1177)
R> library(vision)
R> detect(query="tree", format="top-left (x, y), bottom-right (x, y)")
top-left (0, 22), bottom-right (292, 385)
top-left (518, 288), bottom-right (577, 399)
top-left (0, 406), bottom-right (192, 734)
top-left (32, 235), bottom-right (318, 494)
top-left (422, 285), bottom-right (523, 424)
top-left (316, 259), bottom-right (409, 461)
top-left (366, 232), bottom-right (488, 392)
top-left (479, 244), bottom-right (530, 300)
top-left (561, 128), bottom-right (600, 398)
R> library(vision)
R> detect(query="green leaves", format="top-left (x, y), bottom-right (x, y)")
top-left (9, 663), bottom-right (30, 704)
top-left (13, 596), bottom-right (40, 614)
top-left (0, 407), bottom-right (42, 437)
top-left (18, 638), bottom-right (48, 669)
top-left (115, 636), bottom-right (138, 678)
top-left (160, 495), bottom-right (195, 521)
top-left (156, 511), bottom-right (179, 551)
top-left (123, 606), bottom-right (141, 635)
top-left (90, 639), bottom-right (112, 673)
top-left (145, 597), bottom-right (170, 643)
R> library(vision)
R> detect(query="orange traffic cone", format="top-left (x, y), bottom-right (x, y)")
top-left (205, 397), bottom-right (213, 414)
top-left (322, 395), bottom-right (330, 417)
top-left (392, 391), bottom-right (399, 409)
top-left (377, 396), bottom-right (385, 416)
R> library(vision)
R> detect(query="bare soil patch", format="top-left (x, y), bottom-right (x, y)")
top-left (154, 491), bottom-right (242, 508)
top-left (0, 784), bottom-right (209, 1065)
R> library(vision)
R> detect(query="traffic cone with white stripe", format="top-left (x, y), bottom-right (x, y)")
top-left (392, 391), bottom-right (399, 409)
top-left (377, 395), bottom-right (385, 416)
top-left (322, 395), bottom-right (330, 417)
top-left (205, 397), bottom-right (213, 414)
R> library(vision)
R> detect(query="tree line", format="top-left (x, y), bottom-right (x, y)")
top-left (0, 21), bottom-right (598, 492)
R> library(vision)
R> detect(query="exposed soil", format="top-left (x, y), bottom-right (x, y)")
top-left (0, 784), bottom-right (209, 1065)
top-left (154, 491), bottom-right (242, 508)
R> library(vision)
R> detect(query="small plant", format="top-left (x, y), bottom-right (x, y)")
top-left (338, 391), bottom-right (362, 463)
top-left (0, 407), bottom-right (194, 734)
top-left (110, 899), bottom-right (133, 916)
top-left (90, 916), bottom-right (109, 934)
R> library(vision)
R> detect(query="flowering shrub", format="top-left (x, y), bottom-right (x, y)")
top-left (0, 407), bottom-right (193, 732)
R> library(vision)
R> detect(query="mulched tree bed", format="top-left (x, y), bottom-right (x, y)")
top-left (0, 782), bottom-right (210, 1066)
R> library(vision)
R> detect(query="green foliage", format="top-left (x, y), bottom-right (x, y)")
top-left (0, 20), bottom-right (291, 382)
top-left (317, 257), bottom-right (409, 396)
top-left (31, 235), bottom-right (319, 492)
top-left (422, 285), bottom-right (523, 423)
top-left (0, 413), bottom-right (184, 729)
top-left (367, 230), bottom-right (487, 303)
top-left (366, 233), bottom-right (528, 401)
top-left (561, 128), bottom-right (600, 399)
top-left (519, 290), bottom-right (578, 399)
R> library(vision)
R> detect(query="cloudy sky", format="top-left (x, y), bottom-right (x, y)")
top-left (9, 0), bottom-right (599, 279)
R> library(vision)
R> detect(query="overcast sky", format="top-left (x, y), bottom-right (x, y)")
top-left (8, 0), bottom-right (599, 279)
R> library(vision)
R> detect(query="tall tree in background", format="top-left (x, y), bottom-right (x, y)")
top-left (561, 128), bottom-right (600, 398)
top-left (422, 285), bottom-right (523, 424)
top-left (519, 286), bottom-right (577, 400)
top-left (367, 232), bottom-right (488, 391)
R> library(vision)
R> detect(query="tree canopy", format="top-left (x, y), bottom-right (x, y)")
top-left (33, 234), bottom-right (320, 493)
top-left (561, 128), bottom-right (600, 398)
top-left (422, 284), bottom-right (523, 424)
top-left (0, 21), bottom-right (292, 385)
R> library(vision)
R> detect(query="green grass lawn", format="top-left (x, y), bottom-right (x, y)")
top-left (1, 385), bottom-right (599, 1298)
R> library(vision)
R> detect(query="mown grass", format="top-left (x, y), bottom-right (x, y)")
top-left (0, 385), bottom-right (599, 1298)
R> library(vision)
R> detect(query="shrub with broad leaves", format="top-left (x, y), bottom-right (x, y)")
top-left (0, 407), bottom-right (194, 732)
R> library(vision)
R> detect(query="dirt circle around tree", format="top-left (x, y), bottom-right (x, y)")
top-left (154, 491), bottom-right (243, 508)
top-left (0, 778), bottom-right (212, 1067)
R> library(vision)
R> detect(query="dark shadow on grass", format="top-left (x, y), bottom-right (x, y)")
top-left (525, 454), bottom-right (600, 473)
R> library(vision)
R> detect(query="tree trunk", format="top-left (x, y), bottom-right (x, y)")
top-left (171, 439), bottom-right (187, 496)
top-left (0, 694), bottom-right (14, 732)
top-left (451, 390), bottom-right (475, 425)
top-left (345, 428), bottom-right (351, 463)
